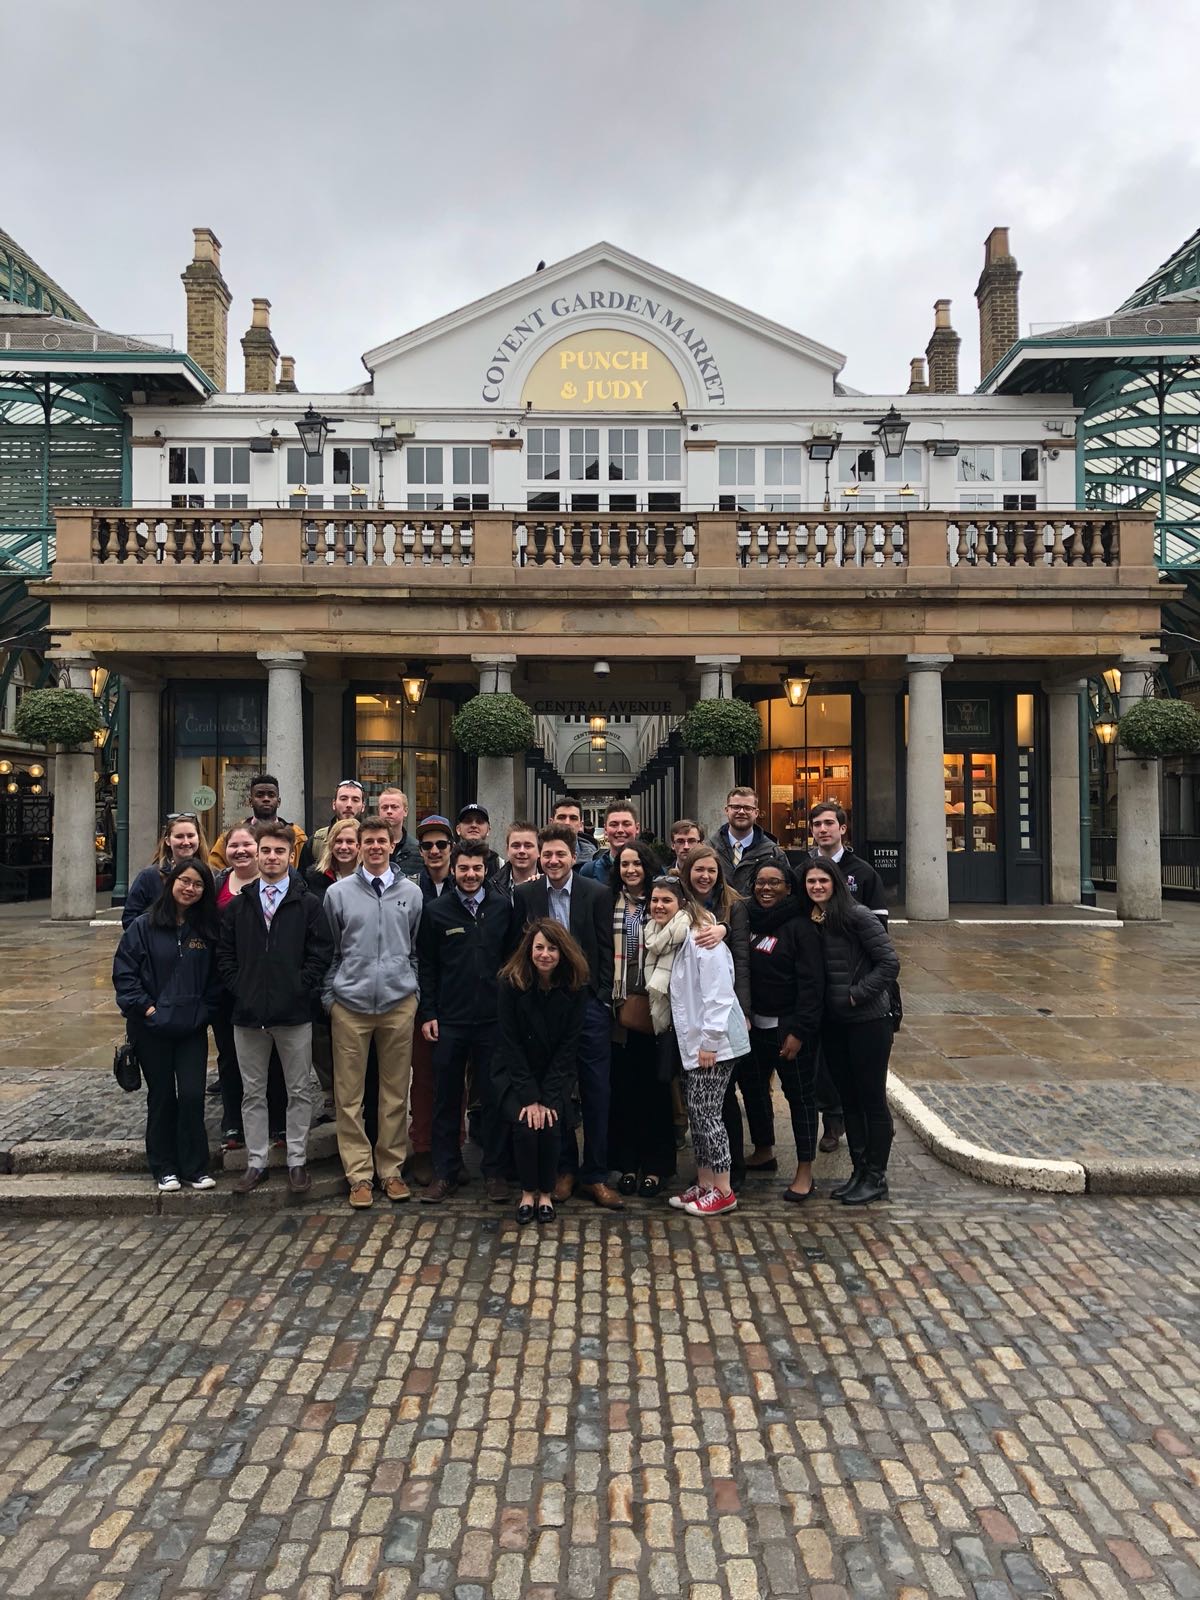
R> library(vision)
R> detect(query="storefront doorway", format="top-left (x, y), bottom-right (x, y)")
top-left (942, 688), bottom-right (1044, 904)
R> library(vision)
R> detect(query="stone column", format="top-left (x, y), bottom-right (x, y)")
top-left (470, 655), bottom-right (519, 852)
top-left (861, 680), bottom-right (900, 842)
top-left (694, 656), bottom-right (740, 837)
top-left (904, 655), bottom-right (952, 920)
top-left (126, 676), bottom-right (163, 871)
top-left (308, 681), bottom-right (346, 825)
top-left (49, 652), bottom-right (98, 921)
top-left (258, 652), bottom-right (307, 827)
top-left (1116, 660), bottom-right (1162, 920)
top-left (1045, 679), bottom-right (1083, 905)
top-left (1180, 769), bottom-right (1196, 835)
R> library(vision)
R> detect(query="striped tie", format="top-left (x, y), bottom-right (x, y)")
top-left (732, 841), bottom-right (744, 868)
top-left (263, 883), bottom-right (280, 924)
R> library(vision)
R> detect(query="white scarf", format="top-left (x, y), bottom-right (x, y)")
top-left (642, 909), bottom-right (692, 1034)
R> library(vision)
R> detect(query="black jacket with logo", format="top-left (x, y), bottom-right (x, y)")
top-left (416, 884), bottom-right (522, 1028)
top-left (217, 869), bottom-right (334, 1028)
top-left (113, 914), bottom-right (222, 1038)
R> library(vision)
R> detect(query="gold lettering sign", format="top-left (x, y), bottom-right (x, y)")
top-left (521, 328), bottom-right (686, 412)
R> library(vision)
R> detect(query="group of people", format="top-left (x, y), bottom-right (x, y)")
top-left (113, 775), bottom-right (900, 1222)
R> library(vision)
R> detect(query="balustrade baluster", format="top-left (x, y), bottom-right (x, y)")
top-left (382, 522), bottom-right (398, 565)
top-left (569, 522), bottom-right (584, 566)
top-left (248, 521), bottom-right (264, 563)
top-left (459, 522), bottom-right (473, 564)
top-left (662, 521), bottom-right (677, 566)
top-left (1046, 521), bottom-right (1066, 565)
top-left (229, 520), bottom-right (243, 564)
top-left (588, 522), bottom-right (602, 565)
top-left (736, 523), bottom-right (751, 567)
top-left (890, 522), bottom-right (905, 564)
top-left (210, 520), bottom-right (224, 563)
top-left (681, 523), bottom-right (696, 567)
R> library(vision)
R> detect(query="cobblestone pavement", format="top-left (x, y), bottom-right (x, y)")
top-left (3, 1181), bottom-right (1200, 1599)
top-left (912, 1083), bottom-right (1200, 1163)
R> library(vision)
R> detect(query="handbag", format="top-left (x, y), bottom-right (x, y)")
top-left (617, 993), bottom-right (654, 1035)
top-left (112, 1034), bottom-right (142, 1093)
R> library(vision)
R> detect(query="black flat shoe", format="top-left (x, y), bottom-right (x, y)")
top-left (536, 1203), bottom-right (556, 1224)
top-left (745, 1156), bottom-right (778, 1174)
top-left (782, 1184), bottom-right (815, 1204)
top-left (840, 1168), bottom-right (890, 1206)
top-left (639, 1176), bottom-right (662, 1199)
top-left (516, 1203), bottom-right (536, 1226)
top-left (617, 1172), bottom-right (638, 1195)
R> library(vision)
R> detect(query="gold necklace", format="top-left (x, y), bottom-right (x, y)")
top-left (810, 907), bottom-right (826, 924)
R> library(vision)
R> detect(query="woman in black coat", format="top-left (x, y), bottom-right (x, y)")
top-left (113, 858), bottom-right (224, 1193)
top-left (802, 859), bottom-right (900, 1206)
top-left (493, 918), bottom-right (588, 1225)
top-left (745, 860), bottom-right (825, 1203)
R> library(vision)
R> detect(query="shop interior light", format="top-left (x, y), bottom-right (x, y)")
top-left (89, 667), bottom-right (108, 698)
top-left (588, 714), bottom-right (607, 734)
top-left (400, 666), bottom-right (429, 709)
top-left (1094, 719), bottom-right (1119, 745)
top-left (781, 665), bottom-right (812, 709)
top-left (872, 405), bottom-right (910, 459)
top-left (94, 726), bottom-right (110, 749)
top-left (590, 735), bottom-right (607, 752)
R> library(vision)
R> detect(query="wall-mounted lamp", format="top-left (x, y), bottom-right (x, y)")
top-left (872, 405), bottom-right (910, 459)
top-left (296, 405), bottom-right (342, 458)
top-left (1102, 666), bottom-right (1122, 698)
top-left (28, 763), bottom-right (44, 779)
top-left (400, 665), bottom-right (430, 709)
top-left (1094, 719), bottom-right (1119, 745)
top-left (781, 665), bottom-right (812, 709)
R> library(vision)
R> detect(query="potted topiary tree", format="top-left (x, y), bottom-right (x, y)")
top-left (15, 687), bottom-right (103, 921)
top-left (1117, 699), bottom-right (1200, 759)
top-left (13, 687), bottom-right (103, 750)
top-left (450, 692), bottom-right (536, 756)
top-left (679, 697), bottom-right (763, 757)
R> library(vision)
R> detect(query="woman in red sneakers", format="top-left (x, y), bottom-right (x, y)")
top-left (648, 877), bottom-right (749, 1218)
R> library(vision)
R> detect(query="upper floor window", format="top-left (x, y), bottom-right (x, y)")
top-left (405, 444), bottom-right (490, 511)
top-left (288, 444), bottom-right (367, 510)
top-left (608, 429), bottom-right (637, 482)
top-left (569, 428), bottom-right (600, 481)
top-left (958, 446), bottom-right (1039, 485)
top-left (647, 428), bottom-right (681, 481)
top-left (528, 428), bottom-right (560, 481)
top-left (169, 446), bottom-right (205, 509)
top-left (451, 445), bottom-right (490, 510)
top-left (213, 446), bottom-right (250, 510)
top-left (838, 445), bottom-right (922, 485)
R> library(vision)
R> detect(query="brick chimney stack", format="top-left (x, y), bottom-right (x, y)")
top-left (975, 226), bottom-right (1021, 381)
top-left (277, 355), bottom-right (298, 393)
top-left (241, 298), bottom-right (279, 394)
top-left (925, 299), bottom-right (960, 395)
top-left (907, 357), bottom-right (929, 394)
top-left (180, 228), bottom-right (232, 391)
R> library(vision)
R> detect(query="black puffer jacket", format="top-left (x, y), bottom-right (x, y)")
top-left (817, 902), bottom-right (899, 1023)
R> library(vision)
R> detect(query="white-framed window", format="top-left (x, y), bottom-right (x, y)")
top-left (406, 445), bottom-right (443, 511)
top-left (287, 444), bottom-right (368, 510)
top-left (451, 445), bottom-right (490, 510)
top-left (569, 428), bottom-right (600, 481)
top-left (837, 444), bottom-right (923, 511)
top-left (718, 447), bottom-right (756, 507)
top-left (405, 444), bottom-right (490, 511)
top-left (213, 446), bottom-right (250, 510)
top-left (647, 427), bottom-right (681, 481)
top-left (957, 445), bottom-right (1040, 510)
top-left (607, 429), bottom-right (637, 482)
top-left (528, 427), bottom-right (560, 481)
top-left (763, 446), bottom-right (804, 511)
top-left (168, 445), bottom-right (205, 509)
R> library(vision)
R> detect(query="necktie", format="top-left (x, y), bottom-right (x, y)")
top-left (465, 898), bottom-right (477, 920)
top-left (732, 841), bottom-right (744, 868)
top-left (371, 877), bottom-right (384, 898)
top-left (263, 883), bottom-right (280, 923)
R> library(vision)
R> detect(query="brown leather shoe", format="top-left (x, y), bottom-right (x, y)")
top-left (348, 1181), bottom-right (374, 1209)
top-left (579, 1181), bottom-right (625, 1211)
top-left (288, 1165), bottom-right (312, 1194)
top-left (819, 1115), bottom-right (844, 1154)
top-left (233, 1166), bottom-right (268, 1195)
top-left (384, 1176), bottom-right (411, 1203)
top-left (420, 1177), bottom-right (457, 1204)
top-left (552, 1173), bottom-right (575, 1203)
top-left (404, 1151), bottom-right (434, 1187)
top-left (486, 1177), bottom-right (509, 1203)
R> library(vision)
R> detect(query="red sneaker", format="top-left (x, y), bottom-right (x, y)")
top-left (668, 1184), bottom-right (702, 1211)
top-left (683, 1188), bottom-right (737, 1217)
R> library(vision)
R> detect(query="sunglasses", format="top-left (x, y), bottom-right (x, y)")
top-left (167, 812), bottom-right (198, 822)
top-left (336, 779), bottom-right (364, 791)
top-left (420, 838), bottom-right (450, 852)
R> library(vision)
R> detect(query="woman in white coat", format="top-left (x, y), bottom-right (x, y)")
top-left (647, 876), bottom-right (749, 1218)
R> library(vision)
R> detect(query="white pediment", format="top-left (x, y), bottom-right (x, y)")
top-left (363, 243), bottom-right (845, 412)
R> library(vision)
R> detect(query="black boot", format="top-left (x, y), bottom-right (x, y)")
top-left (828, 1155), bottom-right (865, 1199)
top-left (839, 1166), bottom-right (889, 1206)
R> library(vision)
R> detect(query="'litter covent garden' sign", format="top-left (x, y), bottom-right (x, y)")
top-left (480, 290), bottom-right (726, 408)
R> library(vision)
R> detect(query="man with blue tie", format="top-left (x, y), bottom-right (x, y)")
top-left (218, 820), bottom-right (333, 1197)
top-left (322, 816), bottom-right (424, 1209)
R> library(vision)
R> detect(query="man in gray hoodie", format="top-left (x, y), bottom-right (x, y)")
top-left (323, 815), bottom-right (424, 1209)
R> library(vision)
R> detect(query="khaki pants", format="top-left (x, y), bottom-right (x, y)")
top-left (330, 996), bottom-right (417, 1186)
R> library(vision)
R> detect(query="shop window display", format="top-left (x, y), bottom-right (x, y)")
top-left (354, 693), bottom-right (455, 818)
top-left (753, 695), bottom-right (853, 850)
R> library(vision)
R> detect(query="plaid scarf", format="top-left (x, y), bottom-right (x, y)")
top-left (611, 892), bottom-right (646, 1003)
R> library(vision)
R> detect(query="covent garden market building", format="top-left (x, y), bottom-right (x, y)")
top-left (2, 227), bottom-right (1173, 918)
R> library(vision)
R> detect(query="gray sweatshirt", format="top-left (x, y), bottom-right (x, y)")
top-left (322, 870), bottom-right (423, 1015)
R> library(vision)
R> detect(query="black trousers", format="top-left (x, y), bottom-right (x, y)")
top-left (721, 1079), bottom-right (746, 1187)
top-left (814, 1047), bottom-right (843, 1119)
top-left (135, 1023), bottom-right (210, 1181)
top-left (212, 1001), bottom-right (287, 1135)
top-left (558, 995), bottom-right (612, 1184)
top-left (432, 1023), bottom-right (504, 1181)
top-left (512, 1118), bottom-right (561, 1193)
top-left (751, 1026), bottom-right (820, 1163)
top-left (608, 1030), bottom-right (677, 1179)
top-left (820, 1016), bottom-right (895, 1171)
top-left (732, 1040), bottom-right (777, 1148)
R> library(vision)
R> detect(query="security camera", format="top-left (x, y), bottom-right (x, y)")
top-left (594, 660), bottom-right (610, 677)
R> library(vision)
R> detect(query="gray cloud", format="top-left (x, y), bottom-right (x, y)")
top-left (5, 0), bottom-right (1197, 393)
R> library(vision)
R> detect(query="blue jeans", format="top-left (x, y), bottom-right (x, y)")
top-left (558, 994), bottom-right (611, 1184)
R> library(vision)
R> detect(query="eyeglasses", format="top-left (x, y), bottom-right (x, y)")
top-left (727, 804), bottom-right (756, 812)
top-left (420, 839), bottom-right (450, 852)
top-left (166, 812), bottom-right (198, 823)
top-left (336, 779), bottom-right (365, 791)
top-left (175, 879), bottom-right (204, 891)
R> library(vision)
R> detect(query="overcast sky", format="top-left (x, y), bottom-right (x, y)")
top-left (6, 0), bottom-right (1198, 395)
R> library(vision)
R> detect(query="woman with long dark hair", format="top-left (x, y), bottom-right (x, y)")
top-left (494, 919), bottom-right (588, 1224)
top-left (608, 839), bottom-right (676, 1197)
top-left (121, 812), bottom-right (211, 929)
top-left (745, 860), bottom-right (825, 1202)
top-left (802, 859), bottom-right (900, 1205)
top-left (649, 875), bottom-right (750, 1218)
top-left (113, 858), bottom-right (223, 1193)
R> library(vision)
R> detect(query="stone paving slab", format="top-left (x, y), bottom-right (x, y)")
top-left (3, 1188), bottom-right (1200, 1598)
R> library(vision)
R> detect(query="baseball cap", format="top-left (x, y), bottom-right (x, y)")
top-left (415, 814), bottom-right (453, 837)
top-left (457, 802), bottom-right (489, 821)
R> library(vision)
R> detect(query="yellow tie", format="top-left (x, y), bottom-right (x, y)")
top-left (732, 841), bottom-right (744, 868)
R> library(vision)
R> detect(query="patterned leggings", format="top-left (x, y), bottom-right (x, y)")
top-left (685, 1059), bottom-right (737, 1173)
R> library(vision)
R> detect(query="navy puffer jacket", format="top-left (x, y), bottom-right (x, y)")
top-left (816, 903), bottom-right (899, 1023)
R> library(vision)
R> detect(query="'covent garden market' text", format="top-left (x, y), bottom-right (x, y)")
top-left (480, 287), bottom-right (726, 405)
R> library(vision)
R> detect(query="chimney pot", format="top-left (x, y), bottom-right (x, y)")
top-left (278, 355), bottom-right (298, 393)
top-left (192, 227), bottom-right (221, 267)
top-left (251, 297), bottom-right (271, 329)
top-left (907, 357), bottom-right (929, 394)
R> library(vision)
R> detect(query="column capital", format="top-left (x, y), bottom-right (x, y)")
top-left (1042, 676), bottom-right (1086, 696)
top-left (1117, 654), bottom-right (1163, 671)
top-left (472, 654), bottom-right (518, 693)
top-left (905, 653), bottom-right (953, 673)
top-left (694, 655), bottom-right (742, 667)
top-left (470, 653), bottom-right (519, 667)
top-left (859, 679), bottom-right (902, 697)
top-left (257, 651), bottom-right (306, 671)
